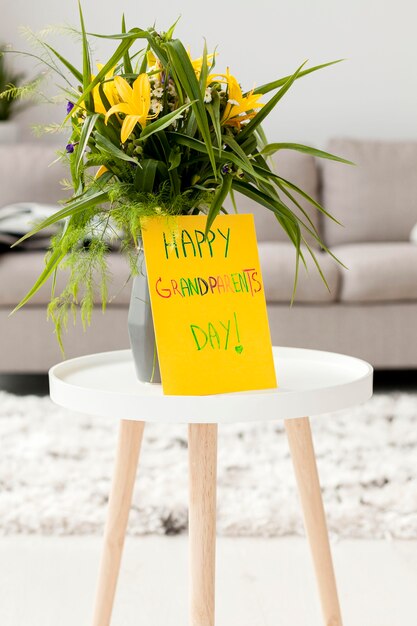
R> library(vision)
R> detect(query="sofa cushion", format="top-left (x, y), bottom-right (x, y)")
top-left (224, 151), bottom-right (320, 244)
top-left (0, 144), bottom-right (67, 207)
top-left (322, 139), bottom-right (417, 246)
top-left (0, 251), bottom-right (132, 307)
top-left (259, 242), bottom-right (339, 303)
top-left (333, 243), bottom-right (417, 302)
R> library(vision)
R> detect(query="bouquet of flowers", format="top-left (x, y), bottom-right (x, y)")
top-left (2, 5), bottom-right (349, 347)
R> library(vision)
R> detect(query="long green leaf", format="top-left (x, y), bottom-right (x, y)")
top-left (222, 134), bottom-right (256, 176)
top-left (87, 28), bottom-right (168, 65)
top-left (121, 15), bottom-right (133, 75)
top-left (75, 113), bottom-right (99, 178)
top-left (261, 142), bottom-right (354, 164)
top-left (139, 101), bottom-right (194, 140)
top-left (78, 1), bottom-right (92, 107)
top-left (43, 43), bottom-right (83, 83)
top-left (199, 39), bottom-right (208, 96)
top-left (95, 132), bottom-right (139, 164)
top-left (303, 242), bottom-right (330, 292)
top-left (154, 131), bottom-right (180, 196)
top-left (274, 178), bottom-right (320, 236)
top-left (248, 59), bottom-right (344, 96)
top-left (205, 174), bottom-right (233, 234)
top-left (134, 159), bottom-right (158, 192)
top-left (63, 34), bottom-right (138, 124)
top-left (232, 179), bottom-right (303, 301)
top-left (254, 164), bottom-right (341, 225)
top-left (164, 39), bottom-right (217, 176)
top-left (134, 158), bottom-right (168, 192)
top-left (232, 180), bottom-right (300, 246)
top-left (250, 155), bottom-right (346, 265)
top-left (10, 247), bottom-right (66, 314)
top-left (169, 133), bottom-right (271, 185)
top-left (12, 185), bottom-right (111, 247)
top-left (206, 89), bottom-right (221, 147)
top-left (238, 61), bottom-right (307, 144)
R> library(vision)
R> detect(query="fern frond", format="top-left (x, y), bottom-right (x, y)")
top-left (31, 122), bottom-right (66, 137)
top-left (0, 74), bottom-right (44, 101)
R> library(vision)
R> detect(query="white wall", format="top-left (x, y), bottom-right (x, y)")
top-left (2, 0), bottom-right (417, 147)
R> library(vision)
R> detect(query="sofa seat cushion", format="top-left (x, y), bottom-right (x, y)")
top-left (258, 242), bottom-right (339, 303)
top-left (333, 243), bottom-right (417, 302)
top-left (0, 251), bottom-right (132, 307)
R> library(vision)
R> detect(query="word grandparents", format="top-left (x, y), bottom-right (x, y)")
top-left (155, 268), bottom-right (262, 299)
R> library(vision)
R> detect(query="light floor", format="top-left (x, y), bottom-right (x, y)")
top-left (0, 536), bottom-right (415, 626)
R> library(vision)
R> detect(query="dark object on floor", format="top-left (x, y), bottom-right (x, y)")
top-left (0, 374), bottom-right (49, 395)
top-left (0, 370), bottom-right (416, 396)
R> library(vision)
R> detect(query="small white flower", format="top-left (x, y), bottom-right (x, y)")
top-left (151, 98), bottom-right (163, 114)
top-left (227, 98), bottom-right (240, 106)
top-left (204, 87), bottom-right (212, 103)
top-left (152, 87), bottom-right (164, 98)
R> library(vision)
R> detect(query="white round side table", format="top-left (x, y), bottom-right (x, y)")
top-left (49, 346), bottom-right (373, 626)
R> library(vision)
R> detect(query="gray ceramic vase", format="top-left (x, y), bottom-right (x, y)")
top-left (128, 252), bottom-right (161, 383)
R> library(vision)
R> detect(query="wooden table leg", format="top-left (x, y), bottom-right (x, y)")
top-left (285, 417), bottom-right (343, 626)
top-left (188, 424), bottom-right (218, 626)
top-left (91, 419), bottom-right (145, 626)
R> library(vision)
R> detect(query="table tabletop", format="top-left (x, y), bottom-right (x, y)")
top-left (48, 347), bottom-right (373, 424)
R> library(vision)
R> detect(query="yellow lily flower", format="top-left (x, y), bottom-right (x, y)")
top-left (209, 68), bottom-right (264, 129)
top-left (188, 49), bottom-right (215, 79)
top-left (92, 64), bottom-right (119, 115)
top-left (147, 50), bottom-right (162, 81)
top-left (104, 74), bottom-right (157, 143)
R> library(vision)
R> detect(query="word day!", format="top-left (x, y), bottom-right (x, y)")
top-left (162, 227), bottom-right (231, 259)
top-left (190, 312), bottom-right (244, 354)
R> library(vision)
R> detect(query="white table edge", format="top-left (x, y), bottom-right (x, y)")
top-left (48, 347), bottom-right (374, 424)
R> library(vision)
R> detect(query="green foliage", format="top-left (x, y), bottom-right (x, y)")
top-left (2, 10), bottom-right (349, 348)
top-left (0, 45), bottom-right (27, 120)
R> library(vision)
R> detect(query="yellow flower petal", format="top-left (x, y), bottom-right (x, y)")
top-left (121, 115), bottom-right (140, 143)
top-left (147, 50), bottom-right (157, 68)
top-left (95, 165), bottom-right (108, 179)
top-left (91, 65), bottom-right (119, 115)
top-left (114, 76), bottom-right (134, 103)
top-left (217, 68), bottom-right (264, 126)
top-left (104, 103), bottom-right (133, 124)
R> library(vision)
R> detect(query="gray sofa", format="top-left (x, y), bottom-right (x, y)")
top-left (1, 139), bottom-right (417, 372)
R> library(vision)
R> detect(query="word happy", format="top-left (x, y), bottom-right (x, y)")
top-left (163, 227), bottom-right (231, 259)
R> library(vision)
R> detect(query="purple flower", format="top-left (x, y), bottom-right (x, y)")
top-left (221, 163), bottom-right (232, 175)
top-left (66, 143), bottom-right (75, 154)
top-left (66, 101), bottom-right (74, 114)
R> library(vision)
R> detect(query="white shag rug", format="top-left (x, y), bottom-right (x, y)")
top-left (0, 391), bottom-right (416, 539)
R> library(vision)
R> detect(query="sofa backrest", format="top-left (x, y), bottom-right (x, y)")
top-left (223, 151), bottom-right (320, 243)
top-left (0, 144), bottom-right (66, 207)
top-left (0, 144), bottom-right (321, 246)
top-left (322, 138), bottom-right (417, 246)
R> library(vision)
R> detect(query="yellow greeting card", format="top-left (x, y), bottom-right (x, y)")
top-left (141, 214), bottom-right (277, 395)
